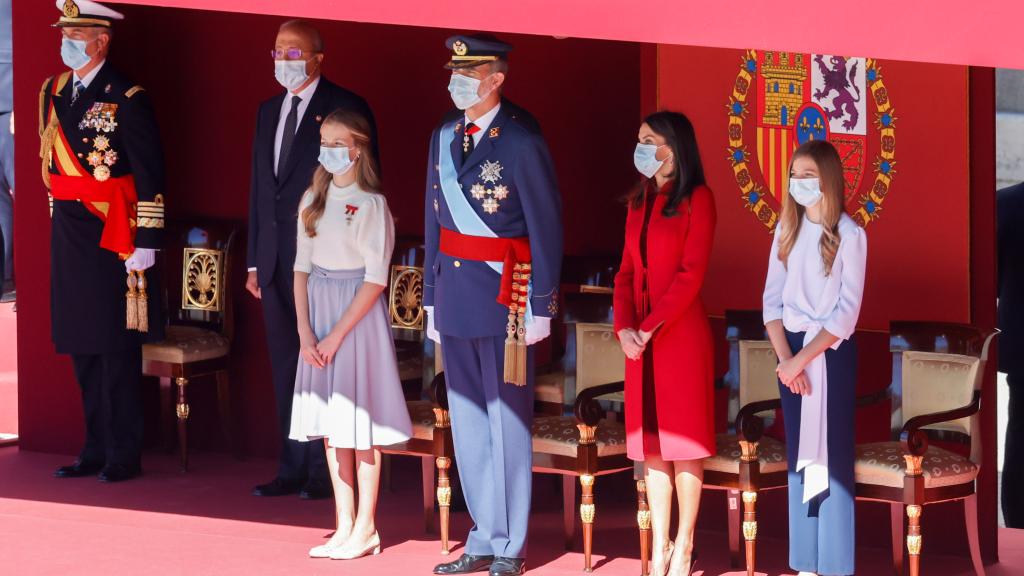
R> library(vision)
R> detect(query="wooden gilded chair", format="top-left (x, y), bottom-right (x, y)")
top-left (142, 222), bottom-right (237, 471)
top-left (378, 238), bottom-right (455, 554)
top-left (531, 291), bottom-right (630, 572)
top-left (854, 321), bottom-right (996, 576)
top-left (636, 310), bottom-right (787, 576)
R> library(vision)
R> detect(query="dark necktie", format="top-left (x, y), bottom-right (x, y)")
top-left (463, 122), bottom-right (481, 162)
top-left (71, 80), bottom-right (84, 105)
top-left (279, 95), bottom-right (302, 172)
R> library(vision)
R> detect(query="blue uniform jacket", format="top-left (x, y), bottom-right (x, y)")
top-left (424, 100), bottom-right (562, 339)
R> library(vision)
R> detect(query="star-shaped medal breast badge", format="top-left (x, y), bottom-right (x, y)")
top-left (479, 160), bottom-right (504, 184)
top-left (470, 183), bottom-right (487, 200)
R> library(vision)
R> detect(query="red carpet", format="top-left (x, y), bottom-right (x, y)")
top-left (0, 301), bottom-right (16, 437)
top-left (0, 447), bottom-right (1019, 575)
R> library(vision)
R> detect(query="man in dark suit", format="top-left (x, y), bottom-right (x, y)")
top-left (999, 180), bottom-right (1024, 527)
top-left (424, 35), bottom-right (562, 576)
top-left (40, 1), bottom-right (166, 483)
top-left (246, 19), bottom-right (377, 500)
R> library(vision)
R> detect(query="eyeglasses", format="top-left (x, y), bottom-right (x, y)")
top-left (271, 48), bottom-right (318, 60)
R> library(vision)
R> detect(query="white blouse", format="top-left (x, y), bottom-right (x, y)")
top-left (762, 212), bottom-right (867, 503)
top-left (293, 182), bottom-right (395, 287)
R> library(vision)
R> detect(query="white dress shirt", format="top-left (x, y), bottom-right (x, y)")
top-left (74, 59), bottom-right (105, 89)
top-left (294, 182), bottom-right (395, 287)
top-left (273, 75), bottom-right (321, 176)
top-left (762, 213), bottom-right (867, 502)
top-left (465, 102), bottom-right (501, 145)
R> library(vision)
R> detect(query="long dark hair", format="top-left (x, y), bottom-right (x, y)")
top-left (627, 110), bottom-right (706, 217)
top-left (302, 108), bottom-right (382, 238)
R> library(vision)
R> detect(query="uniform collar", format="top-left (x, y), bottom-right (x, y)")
top-left (74, 59), bottom-right (106, 89)
top-left (465, 101), bottom-right (501, 133)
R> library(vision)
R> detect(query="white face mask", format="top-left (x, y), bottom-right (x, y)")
top-left (318, 145), bottom-right (355, 175)
top-left (789, 177), bottom-right (823, 207)
top-left (447, 73), bottom-right (493, 110)
top-left (61, 37), bottom-right (94, 71)
top-left (274, 59), bottom-right (309, 91)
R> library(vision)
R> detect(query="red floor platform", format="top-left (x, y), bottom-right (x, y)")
top-left (0, 447), bottom-right (1020, 575)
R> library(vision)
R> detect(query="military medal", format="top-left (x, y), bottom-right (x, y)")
top-left (468, 160), bottom-right (509, 213)
top-left (345, 204), bottom-right (358, 225)
top-left (93, 164), bottom-right (111, 182)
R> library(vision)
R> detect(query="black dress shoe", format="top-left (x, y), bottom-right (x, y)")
top-left (489, 557), bottom-right (525, 576)
top-left (54, 460), bottom-right (104, 478)
top-left (97, 464), bottom-right (141, 483)
top-left (433, 553), bottom-right (495, 574)
top-left (252, 477), bottom-right (303, 497)
top-left (298, 478), bottom-right (332, 500)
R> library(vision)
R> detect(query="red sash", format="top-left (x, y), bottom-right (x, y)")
top-left (439, 228), bottom-right (531, 307)
top-left (50, 174), bottom-right (138, 257)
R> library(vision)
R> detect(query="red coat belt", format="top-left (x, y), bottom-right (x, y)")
top-left (50, 174), bottom-right (138, 257)
top-left (439, 227), bottom-right (531, 307)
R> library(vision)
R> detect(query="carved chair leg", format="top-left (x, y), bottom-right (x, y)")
top-left (580, 474), bottom-right (595, 573)
top-left (422, 457), bottom-right (436, 533)
top-left (437, 456), bottom-right (452, 555)
top-left (563, 475), bottom-right (576, 550)
top-left (214, 370), bottom-right (234, 456)
top-left (907, 504), bottom-right (922, 576)
top-left (637, 479), bottom-right (651, 576)
top-left (175, 377), bottom-right (189, 471)
top-left (742, 491), bottom-right (758, 576)
top-left (728, 489), bottom-right (742, 568)
top-left (964, 494), bottom-right (985, 576)
top-left (891, 502), bottom-right (905, 575)
top-left (159, 377), bottom-right (174, 453)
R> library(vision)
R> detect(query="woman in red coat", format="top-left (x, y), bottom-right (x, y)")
top-left (613, 111), bottom-right (716, 576)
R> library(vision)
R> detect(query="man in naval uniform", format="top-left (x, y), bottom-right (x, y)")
top-left (424, 35), bottom-right (562, 576)
top-left (39, 0), bottom-right (165, 483)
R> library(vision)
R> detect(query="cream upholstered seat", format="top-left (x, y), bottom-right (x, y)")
top-left (705, 433), bottom-right (787, 475)
top-left (855, 442), bottom-right (978, 489)
top-left (143, 325), bottom-right (229, 364)
top-left (532, 415), bottom-right (626, 457)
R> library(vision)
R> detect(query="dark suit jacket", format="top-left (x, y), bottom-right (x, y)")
top-left (247, 77), bottom-right (376, 287)
top-left (999, 182), bottom-right (1024, 375)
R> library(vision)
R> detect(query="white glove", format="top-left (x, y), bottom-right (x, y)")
top-left (525, 316), bottom-right (551, 345)
top-left (125, 247), bottom-right (157, 272)
top-left (424, 306), bottom-right (441, 344)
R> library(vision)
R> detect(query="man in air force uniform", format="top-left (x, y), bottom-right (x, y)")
top-left (424, 35), bottom-right (562, 576)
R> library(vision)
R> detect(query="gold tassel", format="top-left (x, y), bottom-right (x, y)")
top-left (136, 270), bottom-right (149, 333)
top-left (514, 264), bottom-right (531, 387)
top-left (125, 271), bottom-right (138, 330)
top-left (504, 305), bottom-right (518, 385)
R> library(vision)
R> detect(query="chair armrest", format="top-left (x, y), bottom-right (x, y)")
top-left (855, 387), bottom-right (891, 409)
top-left (574, 381), bottom-right (625, 427)
top-left (899, 389), bottom-right (981, 456)
top-left (735, 399), bottom-right (781, 443)
top-left (431, 372), bottom-right (450, 411)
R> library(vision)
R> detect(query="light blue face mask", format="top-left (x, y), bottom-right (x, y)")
top-left (789, 177), bottom-right (823, 207)
top-left (447, 73), bottom-right (492, 110)
top-left (61, 37), bottom-right (94, 71)
top-left (319, 145), bottom-right (355, 175)
top-left (634, 143), bottom-right (668, 178)
top-left (275, 60), bottom-right (309, 91)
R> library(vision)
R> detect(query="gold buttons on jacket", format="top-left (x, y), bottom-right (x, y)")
top-left (454, 260), bottom-right (462, 268)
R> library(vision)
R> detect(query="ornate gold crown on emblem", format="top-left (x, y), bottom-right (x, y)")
top-left (63, 0), bottom-right (80, 18)
top-left (453, 41), bottom-right (468, 56)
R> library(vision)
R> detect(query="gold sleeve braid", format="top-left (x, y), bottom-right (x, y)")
top-left (137, 194), bottom-right (165, 229)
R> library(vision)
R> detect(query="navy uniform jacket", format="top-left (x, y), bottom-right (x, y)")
top-left (998, 182), bottom-right (1024, 376)
top-left (39, 63), bottom-right (166, 353)
top-left (424, 100), bottom-right (562, 339)
top-left (247, 77), bottom-right (376, 286)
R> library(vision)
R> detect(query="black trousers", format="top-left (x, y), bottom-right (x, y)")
top-left (1003, 374), bottom-right (1024, 527)
top-left (71, 348), bottom-right (143, 468)
top-left (260, 264), bottom-right (327, 482)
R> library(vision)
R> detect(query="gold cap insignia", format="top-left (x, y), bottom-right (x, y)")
top-left (63, 1), bottom-right (80, 18)
top-left (453, 41), bottom-right (468, 56)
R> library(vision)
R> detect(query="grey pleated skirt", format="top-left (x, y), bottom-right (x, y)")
top-left (288, 266), bottom-right (413, 449)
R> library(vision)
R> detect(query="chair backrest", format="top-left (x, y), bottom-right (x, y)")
top-left (738, 340), bottom-right (781, 409)
top-left (389, 236), bottom-right (426, 335)
top-left (889, 321), bottom-right (998, 454)
top-left (574, 322), bottom-right (626, 399)
top-left (560, 253), bottom-right (619, 295)
top-left (165, 221), bottom-right (238, 340)
top-left (722, 310), bottom-right (773, 424)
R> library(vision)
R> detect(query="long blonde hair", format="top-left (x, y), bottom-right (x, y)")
top-left (776, 140), bottom-right (845, 275)
top-left (302, 108), bottom-right (382, 238)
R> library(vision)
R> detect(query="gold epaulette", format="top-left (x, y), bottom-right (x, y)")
top-left (38, 76), bottom-right (53, 138)
top-left (125, 85), bottom-right (145, 99)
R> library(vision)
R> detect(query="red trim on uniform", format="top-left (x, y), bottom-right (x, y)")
top-left (439, 227), bottom-right (531, 307)
top-left (50, 174), bottom-right (139, 256)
